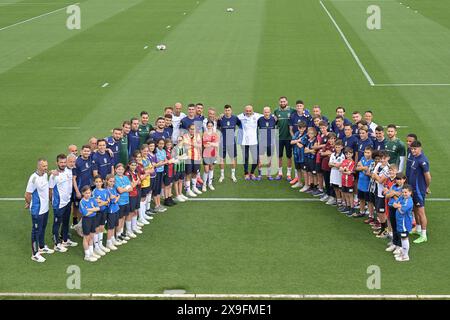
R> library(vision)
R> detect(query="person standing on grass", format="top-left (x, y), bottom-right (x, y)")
top-left (373, 126), bottom-right (386, 151)
top-left (105, 174), bottom-right (120, 251)
top-left (217, 104), bottom-right (241, 183)
top-left (138, 111), bottom-right (153, 147)
top-left (150, 117), bottom-right (171, 142)
top-left (274, 96), bottom-right (293, 180)
top-left (351, 111), bottom-right (362, 135)
top-left (119, 121), bottom-right (131, 166)
top-left (152, 139), bottom-right (169, 211)
top-left (371, 151), bottom-right (391, 238)
top-left (408, 140), bottom-right (431, 244)
top-left (163, 139), bottom-right (177, 206)
top-left (92, 139), bottom-right (114, 180)
top-left (173, 135), bottom-right (188, 202)
top-left (125, 160), bottom-right (142, 237)
top-left (67, 153), bottom-right (82, 235)
top-left (332, 116), bottom-right (346, 140)
top-left (384, 170), bottom-right (405, 255)
top-left (355, 147), bottom-right (374, 218)
top-left (328, 140), bottom-right (345, 208)
top-left (202, 108), bottom-right (218, 133)
top-left (406, 133), bottom-right (418, 179)
top-left (106, 128), bottom-right (123, 166)
top-left (300, 127), bottom-right (318, 193)
top-left (79, 186), bottom-right (100, 262)
top-left (342, 124), bottom-right (358, 156)
top-left (49, 154), bottom-right (76, 254)
top-left (202, 121), bottom-right (219, 191)
top-left (128, 118), bottom-right (141, 159)
top-left (164, 113), bottom-right (174, 138)
top-left (330, 107), bottom-right (352, 133)
top-left (172, 102), bottom-right (186, 145)
top-left (339, 147), bottom-right (356, 216)
top-left (311, 105), bottom-right (329, 124)
top-left (114, 163), bottom-right (133, 245)
top-left (26, 158), bottom-right (53, 263)
top-left (356, 125), bottom-right (373, 164)
top-left (291, 121), bottom-right (308, 188)
top-left (320, 133), bottom-right (337, 204)
top-left (385, 124), bottom-right (406, 172)
top-left (364, 111), bottom-right (378, 138)
top-left (392, 185), bottom-right (414, 262)
top-left (138, 144), bottom-right (155, 219)
top-left (68, 145), bottom-right (78, 157)
top-left (88, 137), bottom-right (98, 153)
top-left (238, 105), bottom-right (263, 180)
top-left (92, 176), bottom-right (110, 257)
top-left (183, 125), bottom-right (203, 196)
top-left (257, 106), bottom-right (277, 180)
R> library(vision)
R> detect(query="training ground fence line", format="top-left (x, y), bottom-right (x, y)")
top-left (1, 293), bottom-right (450, 299)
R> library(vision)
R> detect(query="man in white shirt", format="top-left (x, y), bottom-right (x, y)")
top-left (203, 107), bottom-right (218, 132)
top-left (364, 110), bottom-right (378, 138)
top-left (49, 154), bottom-right (78, 253)
top-left (25, 158), bottom-right (54, 263)
top-left (171, 102), bottom-right (187, 145)
top-left (238, 105), bottom-right (263, 180)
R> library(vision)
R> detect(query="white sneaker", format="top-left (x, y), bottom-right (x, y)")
top-left (39, 245), bottom-right (55, 254)
top-left (31, 254), bottom-right (46, 263)
top-left (320, 195), bottom-right (329, 202)
top-left (299, 186), bottom-right (310, 193)
top-left (114, 239), bottom-right (123, 246)
top-left (54, 244), bottom-right (68, 253)
top-left (395, 254), bottom-right (410, 262)
top-left (94, 248), bottom-right (106, 256)
top-left (144, 214), bottom-right (151, 220)
top-left (127, 232), bottom-right (137, 239)
top-left (385, 244), bottom-right (397, 252)
top-left (106, 243), bottom-right (118, 251)
top-left (175, 195), bottom-right (186, 203)
top-left (186, 190), bottom-right (197, 197)
top-left (99, 244), bottom-right (110, 253)
top-left (180, 194), bottom-right (189, 201)
top-left (291, 182), bottom-right (302, 189)
top-left (92, 252), bottom-right (101, 259)
top-left (62, 239), bottom-right (78, 247)
top-left (193, 187), bottom-right (202, 194)
top-left (208, 184), bottom-right (215, 191)
top-left (231, 175), bottom-right (237, 183)
top-left (219, 176), bottom-right (224, 183)
top-left (202, 185), bottom-right (207, 192)
top-left (84, 255), bottom-right (98, 262)
top-left (393, 247), bottom-right (402, 256)
top-left (326, 197), bottom-right (336, 205)
top-left (137, 221), bottom-right (144, 227)
top-left (139, 219), bottom-right (150, 225)
top-left (133, 228), bottom-right (143, 234)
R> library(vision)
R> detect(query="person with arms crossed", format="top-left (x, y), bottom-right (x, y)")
top-left (258, 106), bottom-right (277, 180)
top-left (106, 128), bottom-right (122, 166)
top-left (274, 96), bottom-right (293, 180)
top-left (128, 118), bottom-right (141, 159)
top-left (79, 186), bottom-right (100, 262)
top-left (392, 185), bottom-right (414, 262)
top-left (202, 121), bottom-right (219, 190)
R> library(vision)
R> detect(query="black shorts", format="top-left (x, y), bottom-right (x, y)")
top-left (71, 191), bottom-right (80, 208)
top-left (163, 174), bottom-right (174, 186)
top-left (185, 161), bottom-right (200, 175)
top-left (358, 190), bottom-right (369, 202)
top-left (259, 145), bottom-right (273, 158)
top-left (106, 212), bottom-right (119, 230)
top-left (129, 196), bottom-right (139, 211)
top-left (375, 196), bottom-right (386, 213)
top-left (368, 192), bottom-right (376, 204)
top-left (398, 231), bottom-right (409, 238)
top-left (315, 162), bottom-right (322, 174)
top-left (220, 143), bottom-right (237, 159)
top-left (82, 216), bottom-right (96, 236)
top-left (174, 171), bottom-right (185, 181)
top-left (342, 186), bottom-right (354, 193)
top-left (151, 172), bottom-right (164, 195)
top-left (141, 186), bottom-right (151, 198)
top-left (119, 204), bottom-right (130, 218)
top-left (305, 158), bottom-right (316, 174)
top-left (278, 140), bottom-right (292, 158)
top-left (96, 210), bottom-right (107, 227)
top-left (331, 183), bottom-right (341, 190)
top-left (294, 162), bottom-right (302, 170)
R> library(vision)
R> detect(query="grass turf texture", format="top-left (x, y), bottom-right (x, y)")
top-left (1, 0), bottom-right (450, 295)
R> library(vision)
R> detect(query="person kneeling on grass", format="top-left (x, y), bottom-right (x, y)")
top-left (105, 174), bottom-right (120, 250)
top-left (392, 185), bottom-right (414, 262)
top-left (79, 186), bottom-right (101, 262)
top-left (92, 176), bottom-right (110, 256)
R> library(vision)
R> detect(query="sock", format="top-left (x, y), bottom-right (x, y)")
top-left (209, 170), bottom-right (214, 183)
top-left (401, 238), bottom-right (410, 257)
top-left (203, 172), bottom-right (208, 186)
top-left (278, 167), bottom-right (282, 175)
top-left (191, 178), bottom-right (196, 188)
top-left (287, 167), bottom-right (292, 176)
top-left (106, 239), bottom-right (112, 247)
top-left (416, 224), bottom-right (422, 233)
top-left (185, 180), bottom-right (191, 191)
top-left (295, 170), bottom-right (298, 178)
top-left (220, 169), bottom-right (224, 177)
top-left (381, 221), bottom-right (387, 232)
top-left (140, 202), bottom-right (146, 219)
top-left (146, 194), bottom-right (152, 210)
top-left (73, 217), bottom-right (78, 225)
top-left (126, 221), bottom-right (132, 233)
top-left (421, 229), bottom-right (427, 238)
top-left (131, 216), bottom-right (137, 230)
top-left (98, 232), bottom-right (103, 246)
top-left (89, 245), bottom-right (94, 255)
top-left (94, 234), bottom-right (99, 249)
top-left (267, 167), bottom-right (271, 176)
top-left (231, 168), bottom-right (236, 176)
top-left (84, 249), bottom-right (90, 257)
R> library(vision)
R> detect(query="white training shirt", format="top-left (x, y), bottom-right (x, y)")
top-left (49, 168), bottom-right (73, 209)
top-left (172, 112), bottom-right (187, 144)
top-left (374, 162), bottom-right (390, 198)
top-left (237, 112), bottom-right (263, 146)
top-left (26, 172), bottom-right (49, 215)
top-left (202, 118), bottom-right (217, 132)
top-left (329, 152), bottom-right (345, 187)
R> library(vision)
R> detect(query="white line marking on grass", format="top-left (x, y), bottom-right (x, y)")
top-left (319, 0), bottom-right (375, 86)
top-left (0, 292), bottom-right (450, 299)
top-left (101, 82), bottom-right (109, 88)
top-left (0, 3), bottom-right (78, 32)
top-left (374, 83), bottom-right (450, 87)
top-left (1, 197), bottom-right (450, 202)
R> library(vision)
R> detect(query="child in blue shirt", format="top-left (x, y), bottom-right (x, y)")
top-left (79, 186), bottom-right (100, 262)
top-left (92, 176), bottom-right (110, 256)
top-left (105, 174), bottom-right (120, 250)
top-left (392, 184), bottom-right (414, 262)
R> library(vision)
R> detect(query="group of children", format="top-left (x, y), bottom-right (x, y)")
top-left (290, 124), bottom-right (415, 262)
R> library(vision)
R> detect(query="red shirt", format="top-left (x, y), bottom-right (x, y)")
top-left (125, 170), bottom-right (139, 197)
top-left (202, 132), bottom-right (218, 158)
top-left (321, 142), bottom-right (335, 171)
top-left (341, 159), bottom-right (355, 187)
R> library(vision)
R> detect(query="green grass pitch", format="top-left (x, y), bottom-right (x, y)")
top-left (1, 0), bottom-right (450, 297)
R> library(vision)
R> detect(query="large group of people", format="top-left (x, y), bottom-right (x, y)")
top-left (25, 98), bottom-right (431, 263)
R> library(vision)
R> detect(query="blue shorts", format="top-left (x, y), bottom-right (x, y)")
top-left (82, 216), bottom-right (96, 236)
top-left (412, 189), bottom-right (426, 208)
top-left (174, 171), bottom-right (185, 181)
top-left (220, 143), bottom-right (237, 159)
top-left (106, 212), bottom-right (119, 230)
top-left (119, 204), bottom-right (130, 218)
